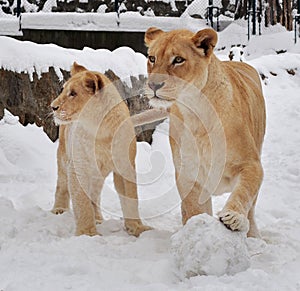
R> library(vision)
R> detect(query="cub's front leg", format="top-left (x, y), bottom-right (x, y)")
top-left (68, 169), bottom-right (98, 236)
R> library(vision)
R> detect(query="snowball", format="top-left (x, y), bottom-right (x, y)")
top-left (170, 213), bottom-right (250, 278)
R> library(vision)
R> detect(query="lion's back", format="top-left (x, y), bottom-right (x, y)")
top-left (222, 61), bottom-right (266, 153)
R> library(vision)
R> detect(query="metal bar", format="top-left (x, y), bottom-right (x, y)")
top-left (295, 16), bottom-right (297, 44)
top-left (16, 0), bottom-right (21, 17)
top-left (17, 0), bottom-right (21, 31)
top-left (115, 0), bottom-right (120, 27)
top-left (252, 0), bottom-right (256, 35)
top-left (295, 15), bottom-right (300, 44)
top-left (217, 8), bottom-right (219, 31)
top-left (258, 0), bottom-right (262, 35)
top-left (247, 10), bottom-right (251, 41)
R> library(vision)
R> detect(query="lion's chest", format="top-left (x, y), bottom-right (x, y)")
top-left (64, 123), bottom-right (113, 175)
top-left (169, 111), bottom-right (236, 195)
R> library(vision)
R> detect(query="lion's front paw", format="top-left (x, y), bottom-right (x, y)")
top-left (218, 210), bottom-right (249, 232)
top-left (125, 219), bottom-right (153, 237)
top-left (51, 207), bottom-right (69, 215)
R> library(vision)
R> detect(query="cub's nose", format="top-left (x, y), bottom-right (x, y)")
top-left (51, 105), bottom-right (59, 111)
top-left (148, 81), bottom-right (165, 92)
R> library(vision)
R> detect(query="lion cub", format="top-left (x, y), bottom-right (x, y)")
top-left (145, 28), bottom-right (266, 237)
top-left (51, 62), bottom-right (151, 237)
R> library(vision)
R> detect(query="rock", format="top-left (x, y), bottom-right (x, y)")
top-left (104, 70), bottom-right (161, 143)
top-left (0, 67), bottom-right (62, 142)
top-left (170, 213), bottom-right (250, 278)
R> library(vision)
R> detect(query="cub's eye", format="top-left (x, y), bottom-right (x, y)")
top-left (173, 56), bottom-right (185, 65)
top-left (69, 90), bottom-right (77, 98)
top-left (148, 56), bottom-right (156, 63)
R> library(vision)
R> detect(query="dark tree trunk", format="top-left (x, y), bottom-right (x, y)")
top-left (264, 0), bottom-right (293, 30)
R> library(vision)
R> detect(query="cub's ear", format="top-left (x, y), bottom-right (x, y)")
top-left (83, 72), bottom-right (104, 94)
top-left (192, 29), bottom-right (218, 57)
top-left (145, 27), bottom-right (164, 47)
top-left (71, 62), bottom-right (87, 76)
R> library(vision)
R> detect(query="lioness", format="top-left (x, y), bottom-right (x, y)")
top-left (144, 28), bottom-right (266, 237)
top-left (51, 62), bottom-right (151, 236)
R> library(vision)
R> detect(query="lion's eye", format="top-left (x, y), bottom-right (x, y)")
top-left (173, 56), bottom-right (185, 65)
top-left (148, 56), bottom-right (156, 64)
top-left (69, 90), bottom-right (77, 98)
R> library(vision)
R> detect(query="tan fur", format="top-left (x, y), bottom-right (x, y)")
top-left (51, 62), bottom-right (151, 236)
top-left (131, 108), bottom-right (168, 126)
top-left (145, 28), bottom-right (266, 237)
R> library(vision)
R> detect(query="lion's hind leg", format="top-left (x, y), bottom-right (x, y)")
top-left (180, 181), bottom-right (213, 225)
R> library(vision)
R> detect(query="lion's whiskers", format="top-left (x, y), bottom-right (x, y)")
top-left (44, 111), bottom-right (54, 122)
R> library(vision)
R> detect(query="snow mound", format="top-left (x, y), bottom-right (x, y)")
top-left (170, 214), bottom-right (250, 278)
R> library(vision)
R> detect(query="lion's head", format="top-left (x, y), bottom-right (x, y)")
top-left (51, 62), bottom-right (105, 125)
top-left (144, 28), bottom-right (218, 109)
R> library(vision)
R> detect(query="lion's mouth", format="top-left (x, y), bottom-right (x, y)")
top-left (153, 95), bottom-right (171, 101)
top-left (53, 115), bottom-right (73, 126)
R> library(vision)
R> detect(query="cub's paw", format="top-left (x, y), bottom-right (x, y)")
top-left (94, 213), bottom-right (104, 225)
top-left (51, 207), bottom-right (69, 215)
top-left (125, 219), bottom-right (153, 237)
top-left (95, 218), bottom-right (104, 225)
top-left (218, 210), bottom-right (249, 232)
top-left (75, 226), bottom-right (99, 236)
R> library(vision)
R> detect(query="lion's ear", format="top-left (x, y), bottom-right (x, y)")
top-left (83, 72), bottom-right (104, 94)
top-left (145, 27), bottom-right (164, 47)
top-left (192, 29), bottom-right (218, 57)
top-left (71, 62), bottom-right (87, 76)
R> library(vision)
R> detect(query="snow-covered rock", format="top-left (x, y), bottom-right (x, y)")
top-left (170, 213), bottom-right (250, 278)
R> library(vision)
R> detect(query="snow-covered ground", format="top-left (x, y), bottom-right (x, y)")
top-left (1, 24), bottom-right (300, 290)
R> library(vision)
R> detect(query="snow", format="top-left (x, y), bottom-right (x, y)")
top-left (22, 0), bottom-right (39, 13)
top-left (229, 46), bottom-right (246, 62)
top-left (171, 214), bottom-right (250, 278)
top-left (1, 21), bottom-right (300, 290)
top-left (0, 13), bottom-right (21, 36)
top-left (20, 12), bottom-right (207, 32)
top-left (41, 0), bottom-right (57, 13)
top-left (1, 11), bottom-right (205, 35)
top-left (96, 4), bottom-right (107, 14)
top-left (0, 36), bottom-right (147, 85)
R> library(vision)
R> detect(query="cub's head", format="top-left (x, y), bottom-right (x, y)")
top-left (51, 62), bottom-right (104, 125)
top-left (144, 27), bottom-right (217, 109)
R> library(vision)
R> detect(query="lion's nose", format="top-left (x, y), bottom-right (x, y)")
top-left (148, 81), bottom-right (165, 92)
top-left (51, 105), bottom-right (59, 111)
